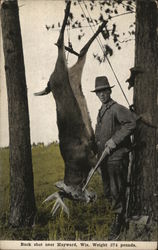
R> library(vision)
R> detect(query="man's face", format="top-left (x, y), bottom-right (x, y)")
top-left (96, 89), bottom-right (111, 104)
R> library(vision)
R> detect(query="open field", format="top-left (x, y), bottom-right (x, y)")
top-left (0, 143), bottom-right (113, 240)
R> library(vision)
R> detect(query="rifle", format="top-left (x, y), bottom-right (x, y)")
top-left (82, 147), bottom-right (109, 192)
top-left (125, 139), bottom-right (135, 223)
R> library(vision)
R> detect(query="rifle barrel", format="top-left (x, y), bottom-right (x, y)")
top-left (82, 148), bottom-right (108, 191)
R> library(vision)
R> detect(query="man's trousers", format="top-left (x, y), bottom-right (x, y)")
top-left (100, 156), bottom-right (129, 215)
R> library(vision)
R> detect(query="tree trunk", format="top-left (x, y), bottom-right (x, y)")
top-left (133, 0), bottom-right (158, 219)
top-left (1, 0), bottom-right (36, 227)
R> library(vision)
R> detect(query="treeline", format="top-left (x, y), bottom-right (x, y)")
top-left (0, 141), bottom-right (59, 150)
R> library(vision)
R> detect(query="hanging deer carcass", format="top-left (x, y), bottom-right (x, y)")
top-left (35, 1), bottom-right (107, 215)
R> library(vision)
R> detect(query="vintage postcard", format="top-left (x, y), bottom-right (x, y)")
top-left (0, 0), bottom-right (157, 250)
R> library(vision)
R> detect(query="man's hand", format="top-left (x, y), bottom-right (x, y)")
top-left (105, 138), bottom-right (116, 154)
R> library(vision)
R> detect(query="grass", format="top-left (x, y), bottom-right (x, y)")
top-left (0, 143), bottom-right (113, 241)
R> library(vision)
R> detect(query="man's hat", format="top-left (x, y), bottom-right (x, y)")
top-left (91, 76), bottom-right (115, 92)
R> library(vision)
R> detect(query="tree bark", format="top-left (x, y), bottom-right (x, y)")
top-left (1, 0), bottom-right (36, 227)
top-left (133, 0), bottom-right (158, 219)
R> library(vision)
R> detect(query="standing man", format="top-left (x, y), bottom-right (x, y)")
top-left (92, 76), bottom-right (136, 240)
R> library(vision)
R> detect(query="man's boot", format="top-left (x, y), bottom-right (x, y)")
top-left (108, 213), bottom-right (124, 240)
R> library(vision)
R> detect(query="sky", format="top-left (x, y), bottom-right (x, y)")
top-left (0, 0), bottom-right (135, 147)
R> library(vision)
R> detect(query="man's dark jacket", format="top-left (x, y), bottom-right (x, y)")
top-left (95, 99), bottom-right (137, 161)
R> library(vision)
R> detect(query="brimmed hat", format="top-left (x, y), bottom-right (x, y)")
top-left (91, 76), bottom-right (115, 92)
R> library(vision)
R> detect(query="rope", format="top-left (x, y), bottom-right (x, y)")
top-left (78, 0), bottom-right (130, 106)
